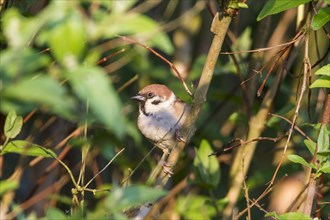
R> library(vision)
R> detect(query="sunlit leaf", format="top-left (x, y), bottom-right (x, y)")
top-left (266, 211), bottom-right (311, 220)
top-left (4, 110), bottom-right (23, 139)
top-left (265, 211), bottom-right (279, 219)
top-left (287, 154), bottom-right (315, 169)
top-left (310, 76), bottom-right (330, 89)
top-left (277, 212), bottom-right (311, 220)
top-left (0, 140), bottom-right (56, 158)
top-left (238, 3), bottom-right (249, 9)
top-left (315, 64), bottom-right (330, 76)
top-left (193, 140), bottom-right (220, 189)
top-left (312, 7), bottom-right (330, 30)
top-left (257, 0), bottom-right (312, 21)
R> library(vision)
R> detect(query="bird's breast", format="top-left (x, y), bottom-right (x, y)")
top-left (137, 111), bottom-right (179, 144)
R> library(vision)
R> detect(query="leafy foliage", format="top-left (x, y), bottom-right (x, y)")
top-left (193, 140), bottom-right (220, 189)
top-left (257, 0), bottom-right (312, 21)
top-left (312, 7), bottom-right (330, 30)
top-left (0, 0), bottom-right (329, 219)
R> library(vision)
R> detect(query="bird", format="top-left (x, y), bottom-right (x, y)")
top-left (131, 84), bottom-right (190, 175)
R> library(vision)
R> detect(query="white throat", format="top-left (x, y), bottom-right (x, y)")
top-left (142, 92), bottom-right (176, 115)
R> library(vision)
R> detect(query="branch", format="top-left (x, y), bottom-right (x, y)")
top-left (155, 12), bottom-right (233, 187)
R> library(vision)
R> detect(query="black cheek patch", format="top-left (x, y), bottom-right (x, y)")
top-left (139, 102), bottom-right (149, 116)
top-left (151, 100), bottom-right (161, 105)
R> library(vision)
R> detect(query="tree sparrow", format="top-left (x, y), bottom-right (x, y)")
top-left (131, 84), bottom-right (190, 174)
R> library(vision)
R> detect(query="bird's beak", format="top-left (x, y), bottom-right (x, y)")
top-left (131, 94), bottom-right (145, 102)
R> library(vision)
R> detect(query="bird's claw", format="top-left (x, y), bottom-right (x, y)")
top-left (175, 130), bottom-right (186, 143)
top-left (162, 163), bottom-right (174, 176)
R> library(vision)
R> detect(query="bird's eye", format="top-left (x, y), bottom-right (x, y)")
top-left (147, 92), bottom-right (154, 98)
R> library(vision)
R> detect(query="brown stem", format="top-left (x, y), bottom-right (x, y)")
top-left (155, 12), bottom-right (232, 188)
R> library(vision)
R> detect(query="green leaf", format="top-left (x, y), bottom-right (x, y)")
top-left (257, 0), bottom-right (312, 21)
top-left (106, 185), bottom-right (166, 211)
top-left (315, 64), bottom-right (330, 76)
top-left (317, 124), bottom-right (330, 156)
top-left (176, 195), bottom-right (216, 220)
top-left (304, 139), bottom-right (316, 156)
top-left (318, 161), bottom-right (330, 174)
top-left (312, 7), bottom-right (330, 30)
top-left (287, 154), bottom-right (315, 169)
top-left (98, 13), bottom-right (174, 54)
top-left (45, 208), bottom-right (68, 220)
top-left (310, 76), bottom-right (330, 89)
top-left (238, 3), bottom-right (249, 9)
top-left (2, 9), bottom-right (45, 49)
top-left (0, 48), bottom-right (51, 81)
top-left (4, 110), bottom-right (23, 139)
top-left (2, 76), bottom-right (74, 118)
top-left (0, 180), bottom-right (19, 196)
top-left (265, 211), bottom-right (279, 219)
top-left (35, 1), bottom-right (87, 65)
top-left (0, 140), bottom-right (56, 158)
top-left (108, 0), bottom-right (137, 13)
top-left (48, 12), bottom-right (86, 65)
top-left (193, 140), bottom-right (220, 189)
top-left (277, 212), bottom-right (311, 220)
top-left (68, 66), bottom-right (125, 138)
top-left (265, 211), bottom-right (311, 220)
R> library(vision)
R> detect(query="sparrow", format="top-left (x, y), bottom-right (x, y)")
top-left (131, 84), bottom-right (190, 174)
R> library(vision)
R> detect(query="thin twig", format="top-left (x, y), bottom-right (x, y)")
top-left (117, 35), bottom-right (193, 96)
top-left (220, 34), bottom-right (303, 55)
top-left (117, 74), bottom-right (139, 93)
top-left (236, 174), bottom-right (288, 218)
top-left (85, 148), bottom-right (125, 188)
top-left (225, 38), bottom-right (252, 117)
top-left (270, 23), bottom-right (311, 185)
top-left (96, 48), bottom-right (126, 65)
top-left (268, 113), bottom-right (313, 141)
top-left (121, 145), bottom-right (157, 186)
top-left (209, 134), bottom-right (288, 156)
